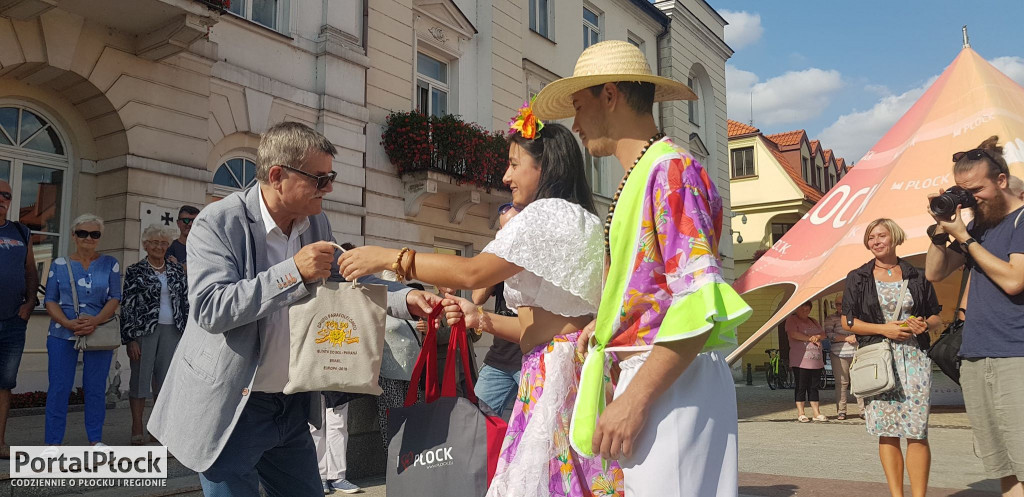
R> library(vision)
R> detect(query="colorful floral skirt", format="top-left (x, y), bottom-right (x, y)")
top-left (864, 340), bottom-right (932, 439)
top-left (486, 331), bottom-right (623, 497)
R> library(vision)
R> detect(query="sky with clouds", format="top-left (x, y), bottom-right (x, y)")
top-left (711, 1), bottom-right (1024, 164)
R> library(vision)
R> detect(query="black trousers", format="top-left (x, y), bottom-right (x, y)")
top-left (793, 367), bottom-right (822, 402)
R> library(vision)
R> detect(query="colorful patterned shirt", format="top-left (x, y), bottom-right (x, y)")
top-left (571, 138), bottom-right (752, 456)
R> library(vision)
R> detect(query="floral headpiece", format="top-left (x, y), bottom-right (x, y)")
top-left (509, 97), bottom-right (544, 139)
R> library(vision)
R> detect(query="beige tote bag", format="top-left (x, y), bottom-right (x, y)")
top-left (284, 279), bottom-right (387, 395)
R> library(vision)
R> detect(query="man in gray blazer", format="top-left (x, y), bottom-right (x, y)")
top-left (148, 122), bottom-right (439, 496)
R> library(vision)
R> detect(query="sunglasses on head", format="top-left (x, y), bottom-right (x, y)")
top-left (74, 230), bottom-right (102, 239)
top-left (0, 192), bottom-right (11, 200)
top-left (953, 148), bottom-right (1008, 175)
top-left (178, 217), bottom-right (194, 225)
top-left (497, 202), bottom-right (518, 215)
top-left (279, 165), bottom-right (337, 190)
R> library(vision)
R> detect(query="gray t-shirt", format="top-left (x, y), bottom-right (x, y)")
top-left (953, 206), bottom-right (1024, 358)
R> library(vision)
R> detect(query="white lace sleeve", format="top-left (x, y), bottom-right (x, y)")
top-left (482, 198), bottom-right (604, 315)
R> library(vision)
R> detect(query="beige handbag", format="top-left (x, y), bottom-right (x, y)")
top-left (284, 279), bottom-right (388, 395)
top-left (849, 278), bottom-right (908, 398)
top-left (65, 260), bottom-right (122, 351)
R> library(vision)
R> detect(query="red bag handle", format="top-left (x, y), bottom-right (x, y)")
top-left (403, 303), bottom-right (444, 406)
top-left (441, 313), bottom-right (478, 404)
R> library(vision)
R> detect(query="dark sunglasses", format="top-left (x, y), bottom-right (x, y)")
top-left (279, 165), bottom-right (337, 190)
top-left (497, 202), bottom-right (518, 215)
top-left (178, 217), bottom-right (195, 225)
top-left (0, 192), bottom-right (11, 200)
top-left (953, 148), bottom-right (1008, 175)
top-left (74, 230), bottom-right (102, 239)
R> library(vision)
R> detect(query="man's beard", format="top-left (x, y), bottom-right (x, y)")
top-left (973, 193), bottom-right (1009, 231)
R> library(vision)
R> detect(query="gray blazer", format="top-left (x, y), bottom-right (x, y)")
top-left (147, 186), bottom-right (413, 472)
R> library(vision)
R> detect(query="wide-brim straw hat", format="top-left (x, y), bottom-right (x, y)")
top-left (532, 40), bottom-right (697, 120)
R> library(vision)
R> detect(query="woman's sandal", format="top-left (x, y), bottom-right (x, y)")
top-left (130, 434), bottom-right (145, 446)
top-left (797, 415), bottom-right (810, 423)
top-left (813, 414), bottom-right (828, 422)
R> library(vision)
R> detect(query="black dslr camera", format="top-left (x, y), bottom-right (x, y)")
top-left (929, 186), bottom-right (977, 220)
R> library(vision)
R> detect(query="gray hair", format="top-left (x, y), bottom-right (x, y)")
top-left (256, 122), bottom-right (337, 182)
top-left (71, 213), bottom-right (104, 231)
top-left (141, 224), bottom-right (174, 242)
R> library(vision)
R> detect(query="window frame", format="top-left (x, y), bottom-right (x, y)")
top-left (730, 146), bottom-right (755, 178)
top-left (225, 0), bottom-right (287, 33)
top-left (585, 151), bottom-right (620, 199)
top-left (801, 156), bottom-right (810, 183)
top-left (583, 6), bottom-right (601, 49)
top-left (528, 0), bottom-right (552, 39)
top-left (416, 52), bottom-right (451, 118)
top-left (687, 76), bottom-right (701, 127)
top-left (771, 222), bottom-right (795, 245)
top-left (0, 104), bottom-right (73, 306)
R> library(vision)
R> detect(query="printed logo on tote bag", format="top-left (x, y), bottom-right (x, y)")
top-left (314, 313), bottom-right (362, 372)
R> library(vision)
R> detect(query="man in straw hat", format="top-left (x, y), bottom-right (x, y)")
top-left (534, 40), bottom-right (751, 496)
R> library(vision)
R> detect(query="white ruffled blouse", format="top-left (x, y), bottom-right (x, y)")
top-left (482, 198), bottom-right (604, 317)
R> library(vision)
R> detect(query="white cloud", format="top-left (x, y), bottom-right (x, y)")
top-left (720, 10), bottom-right (763, 51)
top-left (726, 65), bottom-right (843, 127)
top-left (991, 56), bottom-right (1024, 86)
top-left (817, 77), bottom-right (937, 163)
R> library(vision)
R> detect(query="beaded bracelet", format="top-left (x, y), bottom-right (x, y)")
top-left (392, 247), bottom-right (410, 281)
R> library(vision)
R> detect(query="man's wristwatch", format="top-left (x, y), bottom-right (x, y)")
top-left (962, 237), bottom-right (977, 251)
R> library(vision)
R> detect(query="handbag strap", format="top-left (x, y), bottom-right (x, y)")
top-left (441, 314), bottom-right (479, 404)
top-left (64, 259), bottom-right (80, 319)
top-left (953, 268), bottom-right (969, 319)
top-left (404, 303), bottom-right (443, 406)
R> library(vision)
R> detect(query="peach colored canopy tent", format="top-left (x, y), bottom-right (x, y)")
top-left (728, 48), bottom-right (1024, 364)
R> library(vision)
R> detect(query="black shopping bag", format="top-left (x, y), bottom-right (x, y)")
top-left (386, 304), bottom-right (495, 497)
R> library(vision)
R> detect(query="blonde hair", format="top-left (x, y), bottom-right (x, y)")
top-left (141, 224), bottom-right (174, 242)
top-left (862, 218), bottom-right (906, 249)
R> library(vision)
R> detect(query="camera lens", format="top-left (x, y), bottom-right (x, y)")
top-left (930, 195), bottom-right (955, 219)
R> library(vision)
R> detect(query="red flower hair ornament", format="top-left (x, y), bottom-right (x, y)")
top-left (509, 97), bottom-right (544, 139)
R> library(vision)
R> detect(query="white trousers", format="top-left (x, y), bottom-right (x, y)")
top-left (614, 350), bottom-right (738, 497)
top-left (309, 401), bottom-right (349, 481)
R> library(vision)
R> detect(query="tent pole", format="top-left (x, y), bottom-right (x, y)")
top-left (962, 25), bottom-right (970, 48)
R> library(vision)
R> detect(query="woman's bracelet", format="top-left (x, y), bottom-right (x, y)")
top-left (392, 247), bottom-right (410, 281)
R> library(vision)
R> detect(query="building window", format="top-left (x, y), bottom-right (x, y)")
top-left (0, 105), bottom-right (70, 294)
top-left (529, 0), bottom-right (551, 38)
top-left (811, 163), bottom-right (821, 189)
top-left (585, 152), bottom-right (620, 198)
top-left (583, 7), bottom-right (600, 49)
top-left (213, 158), bottom-right (258, 191)
top-left (227, 0), bottom-right (281, 31)
top-left (688, 77), bottom-right (701, 127)
top-left (417, 52), bottom-right (449, 118)
top-left (627, 34), bottom-right (643, 51)
top-left (828, 170), bottom-right (836, 190)
top-left (731, 147), bottom-right (755, 178)
top-left (801, 156), bottom-right (810, 183)
top-left (771, 223), bottom-right (795, 244)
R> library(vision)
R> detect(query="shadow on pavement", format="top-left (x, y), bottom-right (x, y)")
top-left (739, 484), bottom-right (798, 496)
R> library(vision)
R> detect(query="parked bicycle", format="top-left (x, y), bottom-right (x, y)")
top-left (765, 348), bottom-right (793, 390)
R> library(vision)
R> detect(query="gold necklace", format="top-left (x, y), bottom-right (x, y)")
top-left (604, 132), bottom-right (665, 254)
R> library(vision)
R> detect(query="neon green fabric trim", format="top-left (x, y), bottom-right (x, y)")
top-left (655, 281), bottom-right (752, 349)
top-left (570, 141), bottom-right (671, 456)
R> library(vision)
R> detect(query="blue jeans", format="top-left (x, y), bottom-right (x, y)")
top-left (199, 392), bottom-right (322, 497)
top-left (474, 364), bottom-right (521, 414)
top-left (0, 316), bottom-right (28, 390)
top-left (45, 335), bottom-right (113, 444)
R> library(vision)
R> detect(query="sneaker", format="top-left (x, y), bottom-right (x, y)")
top-left (322, 480), bottom-right (333, 495)
top-left (329, 478), bottom-right (362, 494)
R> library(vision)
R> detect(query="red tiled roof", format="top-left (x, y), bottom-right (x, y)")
top-left (727, 119), bottom-right (760, 137)
top-left (761, 136), bottom-right (822, 202)
top-left (810, 140), bottom-right (821, 155)
top-left (765, 130), bottom-right (806, 149)
top-left (836, 158), bottom-right (847, 171)
top-left (823, 149), bottom-right (833, 163)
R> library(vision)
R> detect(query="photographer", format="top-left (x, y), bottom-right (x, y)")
top-left (925, 135), bottom-right (1024, 497)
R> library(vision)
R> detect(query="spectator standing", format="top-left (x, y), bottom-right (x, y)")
top-left (310, 394), bottom-right (361, 494)
top-left (165, 205), bottom-right (198, 270)
top-left (0, 179), bottom-right (39, 459)
top-left (120, 225), bottom-right (187, 445)
top-left (375, 282), bottom-right (425, 451)
top-left (823, 294), bottom-right (864, 420)
top-left (926, 137), bottom-right (1024, 497)
top-left (43, 214), bottom-right (122, 446)
top-left (844, 218), bottom-right (941, 497)
top-left (786, 301), bottom-right (827, 423)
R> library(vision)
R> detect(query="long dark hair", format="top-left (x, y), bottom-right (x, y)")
top-left (507, 123), bottom-right (597, 215)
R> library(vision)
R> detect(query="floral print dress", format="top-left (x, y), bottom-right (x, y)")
top-left (864, 279), bottom-right (932, 439)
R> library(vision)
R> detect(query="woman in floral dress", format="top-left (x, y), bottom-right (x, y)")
top-left (841, 218), bottom-right (943, 497)
top-left (339, 113), bottom-right (622, 496)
